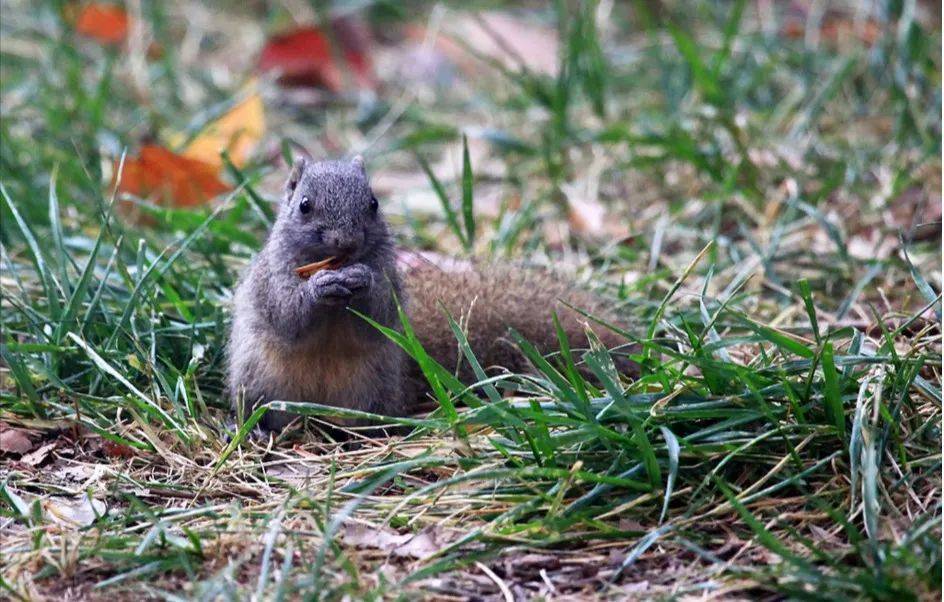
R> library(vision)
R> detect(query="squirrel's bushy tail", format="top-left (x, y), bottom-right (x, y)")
top-left (401, 257), bottom-right (637, 389)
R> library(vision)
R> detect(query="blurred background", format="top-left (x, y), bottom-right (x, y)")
top-left (2, 0), bottom-right (939, 270)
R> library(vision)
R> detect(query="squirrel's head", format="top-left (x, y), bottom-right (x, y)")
top-left (272, 156), bottom-right (388, 264)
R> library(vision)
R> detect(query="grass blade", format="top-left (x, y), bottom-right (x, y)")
top-left (821, 342), bottom-right (846, 441)
top-left (417, 152), bottom-right (467, 250)
top-left (1, 182), bottom-right (62, 321)
top-left (461, 134), bottom-right (475, 250)
top-left (658, 426), bottom-right (680, 524)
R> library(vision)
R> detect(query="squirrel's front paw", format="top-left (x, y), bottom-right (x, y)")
top-left (308, 265), bottom-right (373, 305)
top-left (336, 263), bottom-right (373, 298)
top-left (308, 270), bottom-right (353, 306)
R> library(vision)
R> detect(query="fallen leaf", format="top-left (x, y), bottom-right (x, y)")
top-left (59, 463), bottom-right (107, 487)
top-left (566, 196), bottom-right (607, 238)
top-left (561, 173), bottom-right (624, 240)
top-left (21, 441), bottom-right (57, 466)
top-left (258, 19), bottom-right (374, 91)
top-left (392, 530), bottom-right (442, 559)
top-left (342, 523), bottom-right (449, 559)
top-left (848, 231), bottom-right (897, 261)
top-left (506, 553), bottom-right (560, 569)
top-left (821, 18), bottom-right (880, 46)
top-left (808, 524), bottom-right (844, 546)
top-left (101, 439), bottom-right (136, 459)
top-left (0, 425), bottom-right (33, 454)
top-left (266, 463), bottom-right (319, 487)
top-left (616, 518), bottom-right (646, 532)
top-left (42, 495), bottom-right (106, 527)
top-left (781, 5), bottom-right (881, 47)
top-left (182, 90), bottom-right (265, 169)
top-left (74, 3), bottom-right (129, 45)
top-left (619, 581), bottom-right (651, 594)
top-left (115, 145), bottom-right (230, 207)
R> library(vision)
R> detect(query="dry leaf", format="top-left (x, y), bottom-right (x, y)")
top-left (74, 3), bottom-right (129, 45)
top-left (42, 495), bottom-right (106, 527)
top-left (182, 91), bottom-right (265, 170)
top-left (561, 176), bottom-right (613, 240)
top-left (258, 19), bottom-right (374, 92)
top-left (59, 463), bottom-right (107, 487)
top-left (0, 425), bottom-right (33, 454)
top-left (566, 196), bottom-right (607, 238)
top-left (342, 523), bottom-right (448, 559)
top-left (848, 230), bottom-right (897, 262)
top-left (101, 439), bottom-right (136, 459)
top-left (116, 145), bottom-right (230, 207)
top-left (781, 5), bottom-right (881, 47)
top-left (265, 463), bottom-right (318, 487)
top-left (619, 581), bottom-right (651, 595)
top-left (391, 530), bottom-right (443, 559)
top-left (21, 441), bottom-right (57, 466)
top-left (617, 518), bottom-right (646, 532)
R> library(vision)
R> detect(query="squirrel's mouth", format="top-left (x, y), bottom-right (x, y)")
top-left (326, 251), bottom-right (352, 266)
top-left (302, 249), bottom-right (354, 269)
top-left (327, 241), bottom-right (369, 265)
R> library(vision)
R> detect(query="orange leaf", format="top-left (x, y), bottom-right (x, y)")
top-left (258, 21), bottom-right (374, 91)
top-left (182, 91), bottom-right (265, 169)
top-left (116, 145), bottom-right (230, 208)
top-left (75, 3), bottom-right (129, 45)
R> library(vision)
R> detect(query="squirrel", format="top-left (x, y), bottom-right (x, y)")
top-left (226, 156), bottom-right (633, 431)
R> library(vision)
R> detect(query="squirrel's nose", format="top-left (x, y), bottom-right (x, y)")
top-left (325, 232), bottom-right (360, 255)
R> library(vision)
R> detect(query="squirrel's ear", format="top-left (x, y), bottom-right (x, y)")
top-left (351, 154), bottom-right (366, 175)
top-left (284, 157), bottom-right (308, 200)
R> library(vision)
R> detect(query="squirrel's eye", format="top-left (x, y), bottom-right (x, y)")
top-left (299, 196), bottom-right (312, 214)
top-left (369, 195), bottom-right (379, 213)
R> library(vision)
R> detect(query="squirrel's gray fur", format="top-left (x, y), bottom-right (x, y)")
top-left (227, 157), bottom-right (633, 431)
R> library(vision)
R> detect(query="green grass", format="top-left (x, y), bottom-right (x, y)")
top-left (1, 0), bottom-right (941, 599)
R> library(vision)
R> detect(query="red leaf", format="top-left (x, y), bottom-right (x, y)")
top-left (101, 440), bottom-right (136, 459)
top-left (75, 3), bottom-right (129, 45)
top-left (115, 145), bottom-right (230, 208)
top-left (258, 20), bottom-right (374, 91)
